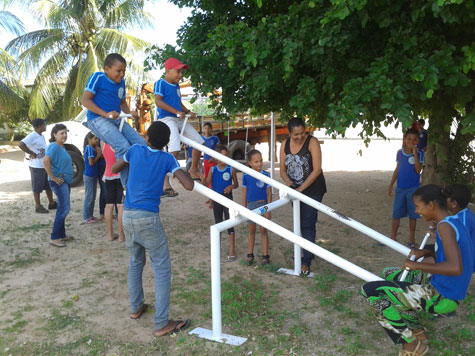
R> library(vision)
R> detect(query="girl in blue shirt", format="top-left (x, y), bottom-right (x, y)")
top-left (242, 149), bottom-right (272, 266)
top-left (362, 184), bottom-right (473, 356)
top-left (83, 132), bottom-right (103, 224)
top-left (202, 145), bottom-right (239, 262)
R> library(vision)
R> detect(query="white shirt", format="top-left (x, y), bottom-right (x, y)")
top-left (21, 131), bottom-right (47, 168)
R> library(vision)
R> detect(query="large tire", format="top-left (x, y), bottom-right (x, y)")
top-left (68, 150), bottom-right (84, 187)
top-left (228, 140), bottom-right (250, 161)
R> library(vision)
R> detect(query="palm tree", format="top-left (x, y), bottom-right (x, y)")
top-left (6, 0), bottom-right (152, 119)
top-left (0, 1), bottom-right (26, 115)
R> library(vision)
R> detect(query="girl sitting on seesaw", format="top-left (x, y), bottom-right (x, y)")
top-left (361, 184), bottom-right (473, 356)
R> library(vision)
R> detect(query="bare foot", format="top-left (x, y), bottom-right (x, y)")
top-left (107, 234), bottom-right (118, 242)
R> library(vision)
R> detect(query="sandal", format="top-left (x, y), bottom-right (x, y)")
top-left (225, 255), bottom-right (236, 263)
top-left (261, 255), bottom-right (270, 266)
top-left (50, 239), bottom-right (66, 247)
top-left (130, 303), bottom-right (149, 319)
top-left (62, 236), bottom-right (75, 242)
top-left (247, 253), bottom-right (254, 266)
top-left (162, 188), bottom-right (179, 198)
top-left (398, 341), bottom-right (429, 356)
top-left (407, 242), bottom-right (417, 249)
top-left (300, 266), bottom-right (311, 277)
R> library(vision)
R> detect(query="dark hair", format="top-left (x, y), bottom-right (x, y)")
top-left (442, 184), bottom-right (471, 209)
top-left (287, 117), bottom-right (306, 134)
top-left (147, 121), bottom-right (170, 149)
top-left (32, 118), bottom-right (46, 128)
top-left (247, 149), bottom-right (261, 162)
top-left (215, 144), bottom-right (229, 154)
top-left (404, 128), bottom-right (419, 138)
top-left (104, 53), bottom-right (126, 68)
top-left (83, 132), bottom-right (96, 151)
top-left (413, 184), bottom-right (447, 209)
top-left (49, 124), bottom-right (67, 143)
top-left (204, 122), bottom-right (212, 129)
top-left (418, 119), bottom-right (425, 126)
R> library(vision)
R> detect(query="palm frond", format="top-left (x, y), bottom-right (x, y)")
top-left (6, 29), bottom-right (65, 58)
top-left (103, 0), bottom-right (153, 30)
top-left (0, 10), bottom-right (25, 36)
top-left (0, 80), bottom-right (25, 113)
top-left (96, 28), bottom-right (149, 54)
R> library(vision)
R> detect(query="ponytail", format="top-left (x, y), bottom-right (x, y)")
top-left (442, 184), bottom-right (471, 209)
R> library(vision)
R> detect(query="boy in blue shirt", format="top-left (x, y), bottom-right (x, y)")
top-left (388, 128), bottom-right (424, 247)
top-left (112, 121), bottom-right (194, 337)
top-left (82, 53), bottom-right (145, 187)
top-left (154, 57), bottom-right (204, 197)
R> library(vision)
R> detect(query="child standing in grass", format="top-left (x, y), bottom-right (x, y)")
top-left (202, 122), bottom-right (220, 206)
top-left (202, 145), bottom-right (239, 262)
top-left (362, 184), bottom-right (473, 356)
top-left (242, 149), bottom-right (272, 266)
top-left (83, 132), bottom-right (102, 224)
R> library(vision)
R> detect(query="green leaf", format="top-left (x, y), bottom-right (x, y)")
top-left (426, 89), bottom-right (434, 98)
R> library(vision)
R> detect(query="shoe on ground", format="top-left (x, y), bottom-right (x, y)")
top-left (50, 239), bottom-right (66, 247)
top-left (48, 201), bottom-right (57, 210)
top-left (62, 236), bottom-right (74, 242)
top-left (84, 219), bottom-right (98, 224)
top-left (35, 205), bottom-right (49, 214)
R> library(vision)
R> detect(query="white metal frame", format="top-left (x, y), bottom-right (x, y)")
top-left (178, 117), bottom-right (412, 345)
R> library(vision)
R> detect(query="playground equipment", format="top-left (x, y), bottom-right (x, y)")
top-left (177, 116), bottom-right (417, 345)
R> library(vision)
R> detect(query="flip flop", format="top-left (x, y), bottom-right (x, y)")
top-left (225, 255), bottom-right (236, 262)
top-left (162, 188), bottom-right (179, 198)
top-left (154, 319), bottom-right (191, 337)
top-left (50, 240), bottom-right (66, 247)
top-left (130, 303), bottom-right (149, 319)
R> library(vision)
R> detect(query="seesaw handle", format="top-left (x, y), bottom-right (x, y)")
top-left (399, 232), bottom-right (431, 282)
top-left (118, 114), bottom-right (132, 132)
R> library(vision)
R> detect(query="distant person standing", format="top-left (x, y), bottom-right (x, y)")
top-left (19, 118), bottom-right (57, 213)
top-left (416, 119), bottom-right (428, 151)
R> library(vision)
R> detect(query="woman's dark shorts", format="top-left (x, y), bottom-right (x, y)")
top-left (105, 179), bottom-right (124, 204)
top-left (30, 167), bottom-right (50, 193)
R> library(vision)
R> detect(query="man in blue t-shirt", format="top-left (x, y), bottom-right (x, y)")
top-left (82, 53), bottom-right (145, 187)
top-left (111, 121), bottom-right (194, 337)
top-left (387, 129), bottom-right (424, 247)
top-left (154, 57), bottom-right (204, 197)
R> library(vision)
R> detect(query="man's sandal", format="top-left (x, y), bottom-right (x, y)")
top-left (398, 341), bottom-right (429, 356)
top-left (261, 255), bottom-right (270, 266)
top-left (247, 253), bottom-right (254, 266)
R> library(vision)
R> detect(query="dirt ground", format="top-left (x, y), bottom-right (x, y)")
top-left (0, 146), bottom-right (473, 356)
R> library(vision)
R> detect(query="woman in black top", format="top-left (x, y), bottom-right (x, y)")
top-left (280, 118), bottom-right (327, 275)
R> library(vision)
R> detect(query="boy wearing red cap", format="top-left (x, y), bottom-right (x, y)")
top-left (154, 58), bottom-right (204, 196)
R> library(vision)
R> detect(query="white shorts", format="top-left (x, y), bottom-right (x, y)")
top-left (159, 116), bottom-right (204, 153)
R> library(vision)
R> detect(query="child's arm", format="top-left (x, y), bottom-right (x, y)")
top-left (180, 102), bottom-right (196, 119)
top-left (412, 145), bottom-right (423, 173)
top-left (404, 222), bottom-right (463, 276)
top-left (224, 169), bottom-right (239, 194)
top-left (242, 187), bottom-right (247, 207)
top-left (174, 169), bottom-right (194, 191)
top-left (387, 163), bottom-right (399, 196)
top-left (279, 138), bottom-right (295, 187)
top-left (111, 157), bottom-right (127, 173)
top-left (88, 147), bottom-right (102, 167)
top-left (265, 186), bottom-right (272, 219)
top-left (82, 91), bottom-right (119, 119)
top-left (120, 99), bottom-right (138, 118)
top-left (201, 168), bottom-right (212, 187)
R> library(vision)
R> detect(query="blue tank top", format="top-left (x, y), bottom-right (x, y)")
top-left (211, 165), bottom-right (233, 195)
top-left (455, 208), bottom-right (475, 272)
top-left (430, 216), bottom-right (474, 301)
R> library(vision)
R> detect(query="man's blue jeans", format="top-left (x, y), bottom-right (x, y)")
top-left (301, 194), bottom-right (324, 267)
top-left (122, 210), bottom-right (171, 330)
top-left (49, 181), bottom-right (70, 240)
top-left (83, 175), bottom-right (97, 221)
top-left (84, 117), bottom-right (145, 187)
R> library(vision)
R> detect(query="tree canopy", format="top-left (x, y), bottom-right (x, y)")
top-left (147, 0), bottom-right (475, 185)
top-left (6, 0), bottom-right (152, 119)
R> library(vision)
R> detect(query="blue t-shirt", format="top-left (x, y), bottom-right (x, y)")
top-left (85, 72), bottom-right (126, 121)
top-left (211, 165), bottom-right (233, 195)
top-left (83, 145), bottom-right (98, 177)
top-left (124, 144), bottom-right (181, 213)
top-left (45, 143), bottom-right (73, 184)
top-left (154, 78), bottom-right (181, 119)
top-left (455, 208), bottom-right (475, 272)
top-left (417, 130), bottom-right (428, 150)
top-left (431, 216), bottom-right (474, 300)
top-left (203, 135), bottom-right (220, 160)
top-left (396, 149), bottom-right (424, 189)
top-left (242, 170), bottom-right (270, 202)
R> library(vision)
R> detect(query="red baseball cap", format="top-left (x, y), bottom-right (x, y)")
top-left (164, 58), bottom-right (189, 70)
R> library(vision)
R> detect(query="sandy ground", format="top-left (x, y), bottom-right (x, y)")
top-left (0, 143), bottom-right (473, 355)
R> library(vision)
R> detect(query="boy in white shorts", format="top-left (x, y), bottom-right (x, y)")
top-left (154, 58), bottom-right (204, 197)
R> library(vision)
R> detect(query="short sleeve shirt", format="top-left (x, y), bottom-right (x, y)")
top-left (83, 145), bottom-right (98, 177)
top-left (417, 130), bottom-right (428, 150)
top-left (124, 144), bottom-right (181, 213)
top-left (45, 143), bottom-right (73, 184)
top-left (154, 78), bottom-right (181, 119)
top-left (242, 170), bottom-right (270, 202)
top-left (211, 165), bottom-right (233, 194)
top-left (202, 135), bottom-right (220, 160)
top-left (85, 72), bottom-right (126, 120)
top-left (21, 131), bottom-right (47, 168)
top-left (456, 208), bottom-right (475, 272)
top-left (396, 149), bottom-right (424, 189)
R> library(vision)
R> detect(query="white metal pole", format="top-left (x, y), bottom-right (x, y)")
top-left (210, 225), bottom-right (222, 338)
top-left (193, 182), bottom-right (383, 282)
top-left (270, 112), bottom-right (275, 195)
top-left (399, 232), bottom-right (431, 282)
top-left (293, 199), bottom-right (301, 275)
top-left (180, 133), bottom-right (410, 256)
